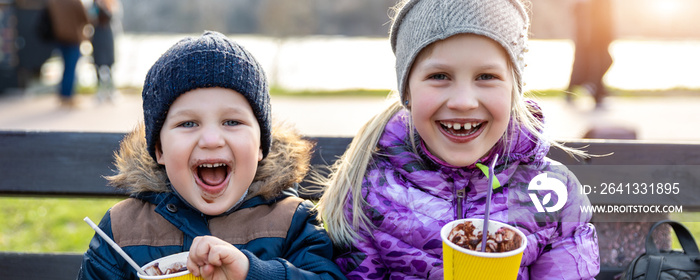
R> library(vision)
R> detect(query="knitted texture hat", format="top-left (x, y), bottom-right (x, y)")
top-left (390, 0), bottom-right (530, 101)
top-left (142, 31), bottom-right (271, 162)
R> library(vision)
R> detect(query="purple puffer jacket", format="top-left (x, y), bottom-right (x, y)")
top-left (335, 109), bottom-right (600, 279)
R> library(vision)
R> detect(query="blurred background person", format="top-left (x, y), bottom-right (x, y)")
top-left (89, 0), bottom-right (121, 104)
top-left (46, 0), bottom-right (89, 108)
top-left (566, 0), bottom-right (614, 109)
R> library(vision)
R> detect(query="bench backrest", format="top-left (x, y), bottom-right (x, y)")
top-left (2, 131), bottom-right (699, 208)
top-left (1, 131), bottom-right (700, 280)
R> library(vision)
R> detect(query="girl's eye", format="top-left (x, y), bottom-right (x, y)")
top-left (223, 120), bottom-right (240, 126)
top-left (179, 121), bottom-right (197, 128)
top-left (477, 73), bottom-right (497, 81)
top-left (428, 73), bottom-right (449, 80)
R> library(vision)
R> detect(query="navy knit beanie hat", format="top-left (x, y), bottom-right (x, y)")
top-left (142, 31), bottom-right (271, 162)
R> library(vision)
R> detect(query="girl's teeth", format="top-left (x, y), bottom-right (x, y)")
top-left (199, 163), bottom-right (226, 168)
top-left (441, 122), bottom-right (478, 131)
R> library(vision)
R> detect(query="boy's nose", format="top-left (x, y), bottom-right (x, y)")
top-left (198, 127), bottom-right (225, 148)
top-left (446, 85), bottom-right (479, 111)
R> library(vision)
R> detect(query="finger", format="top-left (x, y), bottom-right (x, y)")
top-left (187, 240), bottom-right (200, 275)
top-left (190, 237), bottom-right (215, 267)
top-left (188, 237), bottom-right (203, 264)
top-left (187, 256), bottom-right (200, 276)
top-left (207, 245), bottom-right (249, 280)
top-left (208, 244), bottom-right (242, 267)
top-left (200, 263), bottom-right (216, 280)
top-left (206, 244), bottom-right (225, 267)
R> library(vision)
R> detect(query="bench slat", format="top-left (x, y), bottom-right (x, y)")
top-left (0, 131), bottom-right (127, 198)
top-left (0, 251), bottom-right (624, 280)
top-left (0, 252), bottom-right (83, 280)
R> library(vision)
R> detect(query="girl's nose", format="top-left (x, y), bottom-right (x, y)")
top-left (446, 84), bottom-right (479, 111)
top-left (198, 126), bottom-right (225, 148)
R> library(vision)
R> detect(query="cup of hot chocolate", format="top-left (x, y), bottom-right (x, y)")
top-left (440, 218), bottom-right (527, 280)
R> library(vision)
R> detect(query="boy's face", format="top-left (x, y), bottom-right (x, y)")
top-left (156, 87), bottom-right (263, 216)
top-left (407, 33), bottom-right (513, 167)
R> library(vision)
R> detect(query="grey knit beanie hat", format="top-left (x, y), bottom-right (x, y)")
top-left (142, 31), bottom-right (271, 162)
top-left (390, 0), bottom-right (530, 102)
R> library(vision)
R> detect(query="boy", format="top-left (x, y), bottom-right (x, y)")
top-left (77, 31), bottom-right (346, 280)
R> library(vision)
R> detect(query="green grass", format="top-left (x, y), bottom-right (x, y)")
top-left (270, 87), bottom-right (393, 97)
top-left (109, 86), bottom-right (395, 98)
top-left (526, 87), bottom-right (700, 99)
top-left (0, 197), bottom-right (697, 253)
top-left (669, 213), bottom-right (700, 250)
top-left (0, 197), bottom-right (121, 253)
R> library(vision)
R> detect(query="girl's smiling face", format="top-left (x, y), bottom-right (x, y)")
top-left (156, 87), bottom-right (262, 216)
top-left (407, 33), bottom-right (513, 167)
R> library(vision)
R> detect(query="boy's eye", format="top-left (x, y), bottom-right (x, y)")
top-left (428, 73), bottom-right (449, 80)
top-left (179, 121), bottom-right (197, 128)
top-left (223, 120), bottom-right (240, 126)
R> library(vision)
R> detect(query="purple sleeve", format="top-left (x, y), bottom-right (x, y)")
top-left (528, 223), bottom-right (600, 279)
top-left (527, 169), bottom-right (601, 279)
top-left (334, 231), bottom-right (389, 280)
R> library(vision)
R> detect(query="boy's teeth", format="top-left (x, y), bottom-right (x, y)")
top-left (454, 123), bottom-right (462, 130)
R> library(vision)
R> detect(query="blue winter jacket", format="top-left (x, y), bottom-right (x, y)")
top-left (77, 125), bottom-right (346, 280)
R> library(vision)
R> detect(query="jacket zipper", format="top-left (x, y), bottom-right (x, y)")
top-left (455, 188), bottom-right (465, 220)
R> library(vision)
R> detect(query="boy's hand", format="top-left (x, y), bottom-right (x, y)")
top-left (188, 236), bottom-right (249, 280)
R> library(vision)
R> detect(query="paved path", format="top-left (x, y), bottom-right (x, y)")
top-left (1, 90), bottom-right (699, 142)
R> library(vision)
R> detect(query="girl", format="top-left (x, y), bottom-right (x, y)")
top-left (316, 0), bottom-right (600, 279)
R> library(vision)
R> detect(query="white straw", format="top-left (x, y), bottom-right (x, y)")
top-left (83, 217), bottom-right (147, 276)
top-left (481, 154), bottom-right (499, 252)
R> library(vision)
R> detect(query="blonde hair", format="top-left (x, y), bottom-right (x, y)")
top-left (314, 99), bottom-right (404, 246)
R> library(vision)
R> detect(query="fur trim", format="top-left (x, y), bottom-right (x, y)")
top-left (250, 122), bottom-right (313, 200)
top-left (106, 122), bottom-right (313, 200)
top-left (105, 123), bottom-right (168, 193)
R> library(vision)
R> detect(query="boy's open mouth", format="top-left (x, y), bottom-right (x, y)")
top-left (195, 163), bottom-right (231, 195)
top-left (438, 121), bottom-right (484, 137)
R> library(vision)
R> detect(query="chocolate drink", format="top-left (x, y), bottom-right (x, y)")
top-left (447, 220), bottom-right (523, 253)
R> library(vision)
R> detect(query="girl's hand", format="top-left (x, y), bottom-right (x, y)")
top-left (187, 236), bottom-right (249, 280)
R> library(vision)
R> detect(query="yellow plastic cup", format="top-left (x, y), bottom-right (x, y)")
top-left (441, 218), bottom-right (527, 280)
top-left (138, 252), bottom-right (203, 280)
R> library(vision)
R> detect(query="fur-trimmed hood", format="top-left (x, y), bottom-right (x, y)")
top-left (106, 122), bottom-right (313, 200)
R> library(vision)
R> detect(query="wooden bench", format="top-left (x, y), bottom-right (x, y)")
top-left (1, 130), bottom-right (699, 280)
